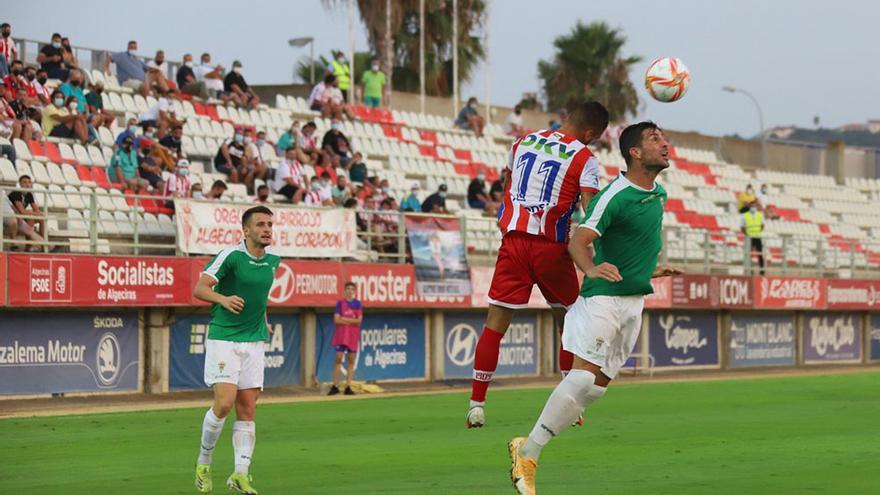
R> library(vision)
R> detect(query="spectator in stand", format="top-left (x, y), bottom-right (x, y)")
top-left (4, 60), bottom-right (33, 104)
top-left (164, 159), bottom-right (191, 199)
top-left (159, 124), bottom-right (183, 157)
top-left (0, 23), bottom-right (18, 78)
top-left (421, 183), bottom-right (449, 214)
top-left (176, 53), bottom-right (209, 99)
top-left (347, 151), bottom-right (369, 184)
top-left (741, 204), bottom-right (765, 275)
top-left (37, 33), bottom-right (69, 81)
top-left (272, 148), bottom-right (307, 203)
top-left (489, 177), bottom-right (504, 203)
top-left (400, 182), bottom-right (422, 212)
top-left (256, 185), bottom-right (271, 204)
top-left (105, 40), bottom-right (169, 97)
top-left (360, 58), bottom-right (386, 108)
top-left (375, 178), bottom-right (392, 202)
top-left (322, 119), bottom-right (353, 170)
top-left (191, 182), bottom-right (205, 199)
top-left (503, 104), bottom-right (525, 137)
top-left (147, 50), bottom-right (168, 80)
top-left (60, 37), bottom-right (79, 70)
top-left (224, 60), bottom-right (260, 109)
top-left (59, 69), bottom-right (86, 113)
top-left (300, 121), bottom-right (324, 164)
top-left (307, 74), bottom-right (330, 112)
top-left (276, 120), bottom-right (300, 153)
top-left (41, 90), bottom-right (86, 142)
top-left (373, 197), bottom-right (400, 253)
top-left (115, 117), bottom-right (144, 150)
top-left (214, 127), bottom-right (248, 183)
top-left (245, 131), bottom-right (270, 176)
top-left (328, 50), bottom-right (351, 101)
top-left (194, 53), bottom-right (234, 104)
top-left (467, 171), bottom-right (495, 214)
top-left (756, 184), bottom-right (770, 210)
top-left (137, 140), bottom-right (165, 191)
top-left (30, 68), bottom-right (51, 106)
top-left (316, 74), bottom-right (354, 120)
top-left (331, 175), bottom-right (352, 206)
top-left (737, 184), bottom-right (757, 213)
top-left (455, 96), bottom-right (485, 137)
top-left (328, 281), bottom-right (363, 396)
top-left (138, 87), bottom-right (180, 138)
top-left (0, 81), bottom-right (33, 140)
top-left (84, 81), bottom-right (115, 129)
top-left (304, 174), bottom-right (334, 206)
top-left (109, 136), bottom-right (148, 191)
top-left (206, 179), bottom-right (227, 200)
top-left (8, 175), bottom-right (46, 249)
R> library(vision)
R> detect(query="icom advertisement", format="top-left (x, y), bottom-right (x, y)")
top-left (0, 312), bottom-right (139, 395)
top-left (728, 314), bottom-right (796, 368)
top-left (802, 312), bottom-right (862, 363)
top-left (443, 312), bottom-right (539, 378)
top-left (648, 312), bottom-right (719, 367)
top-left (315, 313), bottom-right (426, 382)
top-left (169, 314), bottom-right (301, 390)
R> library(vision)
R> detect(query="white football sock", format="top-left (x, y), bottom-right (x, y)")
top-left (233, 420), bottom-right (256, 475)
top-left (521, 370), bottom-right (606, 459)
top-left (197, 408), bottom-right (226, 465)
top-left (469, 400), bottom-right (485, 409)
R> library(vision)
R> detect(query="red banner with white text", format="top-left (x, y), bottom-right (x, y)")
top-left (825, 279), bottom-right (880, 310)
top-left (753, 276), bottom-right (826, 309)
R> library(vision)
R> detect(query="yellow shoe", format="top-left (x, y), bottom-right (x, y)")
top-left (194, 464), bottom-right (212, 493)
top-left (508, 437), bottom-right (537, 494)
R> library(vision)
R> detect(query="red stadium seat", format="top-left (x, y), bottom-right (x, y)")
top-left (91, 166), bottom-right (115, 189)
top-left (454, 149), bottom-right (472, 161)
top-left (664, 198), bottom-right (686, 212)
top-left (28, 140), bottom-right (46, 159)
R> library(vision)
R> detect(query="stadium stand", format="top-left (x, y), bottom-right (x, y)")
top-left (2, 35), bottom-right (879, 277)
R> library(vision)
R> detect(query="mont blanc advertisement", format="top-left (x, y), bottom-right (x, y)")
top-left (802, 312), bottom-right (862, 363)
top-left (648, 312), bottom-right (719, 367)
top-left (728, 314), bottom-right (796, 368)
top-left (443, 312), bottom-right (539, 378)
top-left (0, 312), bottom-right (139, 395)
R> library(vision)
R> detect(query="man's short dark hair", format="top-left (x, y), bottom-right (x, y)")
top-left (171, 124), bottom-right (183, 132)
top-left (618, 121), bottom-right (660, 166)
top-left (324, 74), bottom-right (336, 84)
top-left (567, 101), bottom-right (609, 135)
top-left (0, 23), bottom-right (10, 29)
top-left (303, 121), bottom-right (316, 129)
top-left (18, 174), bottom-right (31, 182)
top-left (10, 59), bottom-right (22, 67)
top-left (242, 205), bottom-right (273, 227)
top-left (343, 198), bottom-right (357, 208)
top-left (257, 184), bottom-right (268, 192)
top-left (51, 89), bottom-right (63, 98)
top-left (51, 33), bottom-right (61, 39)
top-left (211, 180), bottom-right (227, 190)
top-left (344, 281), bottom-right (356, 289)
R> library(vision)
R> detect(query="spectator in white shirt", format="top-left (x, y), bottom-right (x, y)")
top-left (138, 88), bottom-right (180, 138)
top-left (147, 50), bottom-right (168, 77)
top-left (307, 75), bottom-right (330, 112)
top-left (0, 23), bottom-right (18, 78)
top-left (193, 52), bottom-right (237, 105)
top-left (30, 68), bottom-right (51, 107)
top-left (503, 104), bottom-right (525, 137)
top-left (304, 173), bottom-right (333, 206)
top-left (272, 148), bottom-right (308, 203)
top-left (756, 184), bottom-right (770, 209)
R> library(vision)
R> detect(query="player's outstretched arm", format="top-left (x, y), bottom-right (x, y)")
top-left (193, 274), bottom-right (244, 314)
top-left (652, 265), bottom-right (684, 278)
top-left (569, 227), bottom-right (622, 282)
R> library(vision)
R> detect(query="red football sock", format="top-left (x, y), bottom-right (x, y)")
top-left (470, 326), bottom-right (504, 403)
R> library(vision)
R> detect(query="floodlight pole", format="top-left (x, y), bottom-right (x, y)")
top-left (723, 85), bottom-right (766, 167)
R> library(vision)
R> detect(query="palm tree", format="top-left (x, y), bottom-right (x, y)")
top-left (538, 21), bottom-right (641, 121)
top-left (321, 0), bottom-right (487, 97)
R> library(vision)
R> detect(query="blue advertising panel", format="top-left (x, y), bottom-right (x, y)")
top-left (315, 313), bottom-right (426, 382)
top-left (802, 312), bottom-right (862, 363)
top-left (0, 312), bottom-right (139, 395)
top-left (170, 314), bottom-right (301, 390)
top-left (871, 315), bottom-right (880, 363)
top-left (443, 312), bottom-right (539, 378)
top-left (728, 314), bottom-right (796, 368)
top-left (648, 312), bottom-right (719, 367)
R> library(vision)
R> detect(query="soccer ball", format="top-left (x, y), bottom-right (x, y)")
top-left (644, 57), bottom-right (691, 103)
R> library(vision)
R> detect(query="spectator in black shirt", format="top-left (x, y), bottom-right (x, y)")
top-left (321, 119), bottom-right (353, 169)
top-left (489, 177), bottom-right (504, 203)
top-left (223, 60), bottom-right (259, 109)
top-left (177, 53), bottom-right (209, 99)
top-left (8, 174), bottom-right (46, 248)
top-left (467, 172), bottom-right (490, 210)
top-left (159, 124), bottom-right (183, 156)
top-left (421, 184), bottom-right (449, 214)
top-left (37, 33), bottom-right (69, 80)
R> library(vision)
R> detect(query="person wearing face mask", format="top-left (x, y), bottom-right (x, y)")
top-left (104, 40), bottom-right (169, 97)
top-left (84, 81), bottom-right (115, 129)
top-left (138, 87), bottom-right (182, 138)
top-left (331, 175), bottom-right (352, 206)
top-left (455, 96), bottom-right (486, 137)
top-left (176, 53), bottom-right (210, 100)
top-left (109, 136), bottom-right (149, 192)
top-left (164, 159), bottom-right (192, 209)
top-left (317, 74), bottom-right (355, 120)
top-left (60, 69), bottom-right (87, 113)
top-left (147, 49), bottom-right (168, 75)
top-left (360, 57), bottom-right (386, 108)
top-left (400, 182), bottom-right (422, 212)
top-left (37, 33), bottom-right (70, 81)
top-left (741, 203), bottom-right (765, 275)
top-left (328, 50), bottom-right (351, 101)
top-left (224, 60), bottom-right (260, 109)
top-left (29, 68), bottom-right (51, 106)
top-left (0, 23), bottom-right (18, 79)
top-left (206, 180), bottom-right (228, 200)
top-left (303, 174), bottom-right (334, 206)
top-left (159, 124), bottom-right (184, 156)
top-left (0, 83), bottom-right (33, 141)
top-left (276, 120), bottom-right (308, 161)
top-left (41, 90), bottom-right (87, 142)
top-left (115, 117), bottom-right (144, 150)
top-left (737, 184), bottom-right (757, 213)
top-left (243, 131), bottom-right (270, 189)
top-left (191, 183), bottom-right (205, 200)
top-left (467, 171), bottom-right (493, 213)
top-left (421, 184), bottom-right (449, 214)
top-left (504, 104), bottom-right (525, 137)
top-left (321, 119), bottom-right (352, 175)
top-left (298, 121), bottom-right (323, 164)
top-left (214, 128), bottom-right (248, 184)
top-left (193, 52), bottom-right (236, 104)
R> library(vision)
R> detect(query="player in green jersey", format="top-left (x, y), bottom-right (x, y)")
top-left (192, 205), bottom-right (280, 495)
top-left (508, 122), bottom-right (683, 494)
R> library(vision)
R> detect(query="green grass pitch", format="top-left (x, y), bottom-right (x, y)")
top-left (2, 371), bottom-right (878, 494)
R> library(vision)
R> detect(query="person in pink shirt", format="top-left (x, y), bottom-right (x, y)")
top-left (329, 281), bottom-right (364, 396)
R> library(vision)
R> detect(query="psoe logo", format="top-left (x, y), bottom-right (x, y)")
top-left (446, 323), bottom-right (479, 366)
top-left (97, 332), bottom-right (120, 385)
top-left (268, 263), bottom-right (295, 304)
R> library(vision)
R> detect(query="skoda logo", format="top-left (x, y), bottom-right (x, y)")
top-left (446, 324), bottom-right (479, 366)
top-left (97, 332), bottom-right (120, 385)
top-left (269, 263), bottom-right (295, 303)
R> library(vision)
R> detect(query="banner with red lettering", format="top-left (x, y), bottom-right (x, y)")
top-left (174, 199), bottom-right (358, 258)
top-left (7, 254), bottom-right (192, 306)
top-left (825, 279), bottom-right (880, 310)
top-left (671, 275), bottom-right (753, 308)
top-left (754, 276), bottom-right (826, 309)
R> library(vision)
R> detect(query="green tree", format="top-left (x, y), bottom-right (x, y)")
top-left (538, 21), bottom-right (641, 121)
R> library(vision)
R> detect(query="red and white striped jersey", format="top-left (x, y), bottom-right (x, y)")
top-left (164, 174), bottom-right (191, 198)
top-left (498, 129), bottom-right (601, 243)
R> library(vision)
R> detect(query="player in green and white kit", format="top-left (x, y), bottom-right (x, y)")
top-left (508, 122), bottom-right (683, 494)
top-left (193, 205), bottom-right (280, 495)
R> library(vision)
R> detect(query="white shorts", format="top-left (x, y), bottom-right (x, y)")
top-left (204, 338), bottom-right (265, 390)
top-left (562, 295), bottom-right (645, 379)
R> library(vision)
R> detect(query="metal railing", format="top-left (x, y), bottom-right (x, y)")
top-left (2, 187), bottom-right (880, 277)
